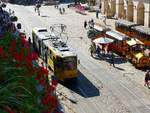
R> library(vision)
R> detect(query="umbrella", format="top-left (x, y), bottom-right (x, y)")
top-left (93, 37), bottom-right (114, 44)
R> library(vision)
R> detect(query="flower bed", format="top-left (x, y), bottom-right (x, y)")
top-left (0, 32), bottom-right (59, 113)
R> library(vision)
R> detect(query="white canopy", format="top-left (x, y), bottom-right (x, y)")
top-left (93, 37), bottom-right (114, 44)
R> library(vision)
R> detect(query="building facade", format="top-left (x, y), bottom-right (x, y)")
top-left (99, 0), bottom-right (150, 27)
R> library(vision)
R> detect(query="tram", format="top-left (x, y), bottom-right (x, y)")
top-left (32, 27), bottom-right (78, 81)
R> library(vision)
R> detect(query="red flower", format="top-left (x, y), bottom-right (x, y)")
top-left (42, 95), bottom-right (58, 108)
top-left (10, 40), bottom-right (17, 48)
top-left (14, 52), bottom-right (22, 62)
top-left (52, 79), bottom-right (58, 87)
top-left (21, 37), bottom-right (27, 45)
top-left (5, 106), bottom-right (15, 113)
top-left (46, 85), bottom-right (56, 94)
top-left (0, 46), bottom-right (3, 55)
top-left (31, 52), bottom-right (38, 60)
top-left (39, 79), bottom-right (46, 86)
top-left (41, 67), bottom-right (49, 76)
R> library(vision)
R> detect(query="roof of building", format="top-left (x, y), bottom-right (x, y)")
top-left (116, 19), bottom-right (138, 27)
top-left (131, 25), bottom-right (150, 36)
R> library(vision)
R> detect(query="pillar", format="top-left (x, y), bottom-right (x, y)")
top-left (137, 0), bottom-right (145, 25)
top-left (118, 0), bottom-right (124, 18)
top-left (127, 0), bottom-right (134, 22)
top-left (111, 0), bottom-right (116, 17)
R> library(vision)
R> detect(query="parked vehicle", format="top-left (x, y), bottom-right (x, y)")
top-left (125, 38), bottom-right (150, 68)
top-left (106, 30), bottom-right (150, 68)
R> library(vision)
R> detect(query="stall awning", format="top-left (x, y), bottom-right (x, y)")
top-left (93, 25), bottom-right (108, 32)
top-left (126, 38), bottom-right (144, 46)
top-left (106, 31), bottom-right (126, 41)
top-left (93, 37), bottom-right (114, 44)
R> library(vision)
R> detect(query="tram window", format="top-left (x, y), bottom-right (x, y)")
top-left (49, 50), bottom-right (53, 59)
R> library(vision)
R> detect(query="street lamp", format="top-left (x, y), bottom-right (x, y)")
top-left (149, 0), bottom-right (150, 27)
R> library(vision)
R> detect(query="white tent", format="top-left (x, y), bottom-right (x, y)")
top-left (93, 37), bottom-right (114, 44)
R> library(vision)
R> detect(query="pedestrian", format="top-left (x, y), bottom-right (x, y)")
top-left (88, 20), bottom-right (91, 29)
top-left (28, 37), bottom-right (31, 45)
top-left (9, 9), bottom-right (11, 14)
top-left (34, 6), bottom-right (36, 12)
top-left (110, 51), bottom-right (115, 67)
top-left (103, 16), bottom-right (107, 25)
top-left (144, 70), bottom-right (150, 88)
top-left (84, 20), bottom-right (87, 29)
top-left (62, 8), bottom-right (65, 14)
top-left (37, 8), bottom-right (40, 16)
top-left (60, 24), bottom-right (65, 33)
top-left (89, 43), bottom-right (96, 57)
top-left (96, 10), bottom-right (99, 19)
top-left (89, 44), bottom-right (94, 57)
top-left (91, 19), bottom-right (94, 28)
top-left (96, 45), bottom-right (101, 57)
top-left (59, 8), bottom-right (62, 14)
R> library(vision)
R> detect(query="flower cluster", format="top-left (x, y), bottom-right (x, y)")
top-left (0, 32), bottom-right (59, 113)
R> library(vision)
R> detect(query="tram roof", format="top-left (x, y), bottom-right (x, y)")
top-left (131, 25), bottom-right (150, 36)
top-left (33, 27), bottom-right (58, 40)
top-left (106, 30), bottom-right (127, 41)
top-left (116, 19), bottom-right (138, 27)
top-left (43, 39), bottom-right (76, 57)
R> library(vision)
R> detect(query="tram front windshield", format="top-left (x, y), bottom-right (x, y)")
top-left (63, 57), bottom-right (77, 70)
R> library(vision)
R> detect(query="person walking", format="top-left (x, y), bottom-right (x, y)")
top-left (96, 10), bottom-right (99, 19)
top-left (144, 70), bottom-right (150, 88)
top-left (96, 45), bottom-right (101, 58)
top-left (89, 43), bottom-right (96, 57)
top-left (62, 8), bottom-right (65, 14)
top-left (28, 37), bottom-right (31, 45)
top-left (37, 7), bottom-right (40, 16)
top-left (59, 8), bottom-right (62, 14)
top-left (110, 51), bottom-right (115, 67)
top-left (103, 16), bottom-right (107, 25)
top-left (91, 19), bottom-right (94, 28)
top-left (84, 20), bottom-right (87, 29)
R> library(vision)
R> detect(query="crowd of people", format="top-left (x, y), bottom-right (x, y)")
top-left (84, 19), bottom-right (94, 29)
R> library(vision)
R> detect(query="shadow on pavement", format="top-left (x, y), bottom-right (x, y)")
top-left (114, 66), bottom-right (125, 71)
top-left (60, 70), bottom-right (100, 98)
top-left (41, 15), bottom-right (49, 18)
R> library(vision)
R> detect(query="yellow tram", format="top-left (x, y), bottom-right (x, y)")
top-left (32, 27), bottom-right (78, 81)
